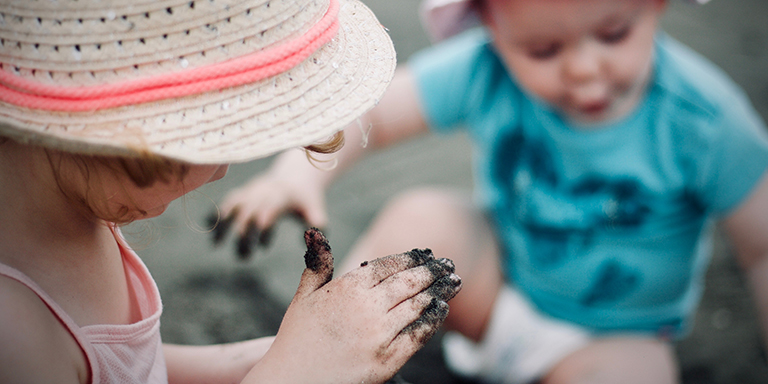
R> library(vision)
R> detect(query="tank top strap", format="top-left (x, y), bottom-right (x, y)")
top-left (0, 262), bottom-right (100, 382)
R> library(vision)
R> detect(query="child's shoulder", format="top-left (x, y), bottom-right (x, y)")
top-left (409, 28), bottom-right (500, 75)
top-left (654, 34), bottom-right (751, 120)
top-left (0, 275), bottom-right (87, 383)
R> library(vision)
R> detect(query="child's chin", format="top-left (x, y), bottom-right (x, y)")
top-left (134, 205), bottom-right (169, 221)
top-left (565, 103), bottom-right (633, 127)
top-left (564, 111), bottom-right (609, 127)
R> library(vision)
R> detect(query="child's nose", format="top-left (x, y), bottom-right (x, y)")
top-left (562, 42), bottom-right (601, 84)
top-left (208, 164), bottom-right (229, 183)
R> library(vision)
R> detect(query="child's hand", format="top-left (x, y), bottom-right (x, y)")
top-left (246, 228), bottom-right (462, 384)
top-left (208, 169), bottom-right (328, 259)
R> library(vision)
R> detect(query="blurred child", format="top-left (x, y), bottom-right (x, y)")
top-left (0, 0), bottom-right (463, 383)
top-left (215, 0), bottom-right (768, 383)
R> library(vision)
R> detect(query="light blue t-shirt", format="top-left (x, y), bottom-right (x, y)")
top-left (409, 29), bottom-right (768, 336)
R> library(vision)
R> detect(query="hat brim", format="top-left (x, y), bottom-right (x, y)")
top-left (0, 0), bottom-right (395, 164)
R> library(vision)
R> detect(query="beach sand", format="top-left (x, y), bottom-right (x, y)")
top-left (124, 0), bottom-right (768, 382)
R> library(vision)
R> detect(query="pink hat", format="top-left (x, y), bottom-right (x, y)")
top-left (420, 0), bottom-right (712, 43)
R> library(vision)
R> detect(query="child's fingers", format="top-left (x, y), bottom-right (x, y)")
top-left (385, 273), bottom-right (461, 330)
top-left (217, 192), bottom-right (240, 219)
top-left (294, 228), bottom-right (334, 298)
top-left (382, 297), bottom-right (451, 366)
top-left (207, 208), bottom-right (237, 245)
top-left (230, 196), bottom-right (284, 248)
top-left (235, 205), bottom-right (317, 257)
top-left (205, 211), bottom-right (220, 239)
top-left (355, 248), bottom-right (436, 287)
top-left (258, 225), bottom-right (273, 248)
top-left (374, 258), bottom-right (457, 308)
top-left (236, 220), bottom-right (259, 259)
top-left (253, 200), bottom-right (286, 232)
top-left (400, 297), bottom-right (450, 346)
top-left (381, 273), bottom-right (461, 362)
top-left (298, 194), bottom-right (328, 229)
top-left (425, 272), bottom-right (463, 302)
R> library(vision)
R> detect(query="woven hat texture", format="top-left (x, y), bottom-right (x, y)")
top-left (0, 0), bottom-right (396, 164)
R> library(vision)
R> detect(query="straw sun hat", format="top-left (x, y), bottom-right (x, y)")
top-left (0, 0), bottom-right (395, 164)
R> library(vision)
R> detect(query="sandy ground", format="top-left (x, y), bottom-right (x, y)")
top-left (124, 0), bottom-right (768, 382)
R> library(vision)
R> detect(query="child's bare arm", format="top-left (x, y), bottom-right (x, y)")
top-left (213, 67), bottom-right (428, 256)
top-left (164, 338), bottom-right (274, 384)
top-left (363, 66), bottom-right (430, 150)
top-left (0, 277), bottom-right (87, 384)
top-left (722, 171), bottom-right (768, 359)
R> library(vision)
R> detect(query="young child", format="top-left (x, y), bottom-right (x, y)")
top-left (215, 0), bottom-right (768, 383)
top-left (0, 0), bottom-right (464, 383)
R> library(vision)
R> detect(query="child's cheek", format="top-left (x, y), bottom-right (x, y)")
top-left (611, 45), bottom-right (653, 91)
top-left (501, 54), bottom-right (562, 104)
top-left (516, 64), bottom-right (563, 104)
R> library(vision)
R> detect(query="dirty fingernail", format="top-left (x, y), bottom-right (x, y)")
top-left (212, 210), bottom-right (237, 245)
top-left (437, 258), bottom-right (455, 273)
top-left (258, 226), bottom-right (273, 247)
top-left (237, 221), bottom-right (258, 260)
top-left (303, 227), bottom-right (333, 273)
top-left (428, 274), bottom-right (462, 301)
top-left (423, 258), bottom-right (456, 279)
top-left (405, 248), bottom-right (435, 267)
top-left (205, 212), bottom-right (218, 228)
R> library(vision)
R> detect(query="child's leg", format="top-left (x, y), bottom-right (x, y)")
top-left (542, 336), bottom-right (679, 384)
top-left (339, 187), bottom-right (503, 341)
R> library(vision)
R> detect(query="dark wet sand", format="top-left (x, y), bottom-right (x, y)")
top-left (124, 0), bottom-right (768, 382)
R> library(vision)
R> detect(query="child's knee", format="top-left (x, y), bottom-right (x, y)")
top-left (340, 188), bottom-right (464, 271)
top-left (383, 187), bottom-right (466, 222)
top-left (365, 188), bottom-right (471, 242)
top-left (349, 187), bottom-right (481, 269)
top-left (543, 337), bottom-right (678, 384)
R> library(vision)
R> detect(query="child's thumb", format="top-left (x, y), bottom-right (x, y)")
top-left (302, 204), bottom-right (328, 229)
top-left (295, 228), bottom-right (334, 298)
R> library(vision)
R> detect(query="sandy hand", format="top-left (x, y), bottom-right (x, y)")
top-left (249, 228), bottom-right (461, 384)
top-left (209, 164), bottom-right (328, 260)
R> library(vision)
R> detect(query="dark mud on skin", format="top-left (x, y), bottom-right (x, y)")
top-left (207, 209), bottom-right (236, 245)
top-left (425, 258), bottom-right (456, 278)
top-left (399, 252), bottom-right (462, 351)
top-left (303, 227), bottom-right (333, 278)
top-left (427, 273), bottom-right (462, 302)
top-left (236, 221), bottom-right (259, 259)
top-left (402, 298), bottom-right (451, 344)
top-left (206, 209), bottom-right (275, 260)
top-left (405, 248), bottom-right (436, 268)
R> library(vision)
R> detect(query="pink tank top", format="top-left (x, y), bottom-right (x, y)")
top-left (0, 229), bottom-right (167, 383)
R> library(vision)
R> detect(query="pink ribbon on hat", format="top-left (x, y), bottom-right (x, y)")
top-left (0, 0), bottom-right (340, 112)
top-left (420, 0), bottom-right (712, 43)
